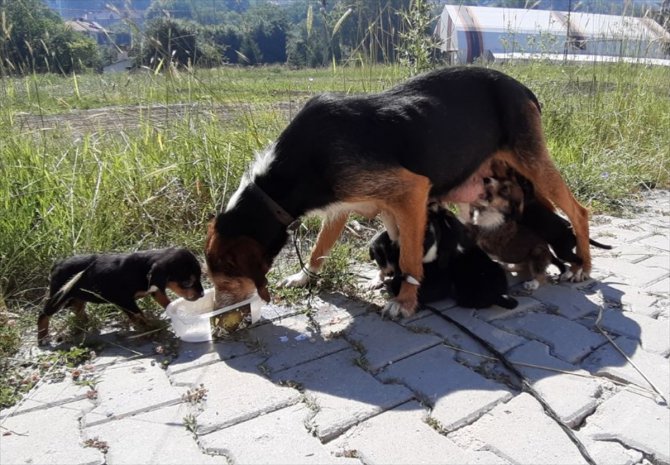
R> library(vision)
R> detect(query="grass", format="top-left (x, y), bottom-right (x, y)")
top-left (0, 61), bottom-right (668, 408)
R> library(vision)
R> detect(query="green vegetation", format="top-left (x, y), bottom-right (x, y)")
top-left (0, 0), bottom-right (102, 75)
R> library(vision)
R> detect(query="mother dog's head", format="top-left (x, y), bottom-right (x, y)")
top-left (205, 218), bottom-right (273, 307)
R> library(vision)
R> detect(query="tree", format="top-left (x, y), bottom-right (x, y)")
top-left (397, 0), bottom-right (440, 75)
top-left (139, 18), bottom-right (203, 68)
top-left (0, 0), bottom-right (101, 75)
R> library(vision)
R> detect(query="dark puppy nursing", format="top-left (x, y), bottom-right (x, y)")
top-left (369, 205), bottom-right (517, 310)
top-left (38, 247), bottom-right (204, 344)
top-left (517, 176), bottom-right (612, 276)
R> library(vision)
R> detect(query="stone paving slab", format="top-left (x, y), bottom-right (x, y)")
top-left (168, 352), bottom-right (302, 435)
top-left (435, 307), bottom-right (533, 354)
top-left (84, 404), bottom-right (222, 465)
top-left (199, 404), bottom-right (360, 465)
top-left (507, 340), bottom-right (602, 427)
top-left (378, 345), bottom-right (514, 432)
top-left (575, 430), bottom-right (643, 465)
top-left (343, 312), bottom-right (442, 373)
top-left (581, 335), bottom-right (670, 401)
top-left (85, 357), bottom-right (185, 427)
top-left (166, 339), bottom-right (255, 375)
top-left (593, 257), bottom-right (669, 288)
top-left (492, 312), bottom-right (607, 363)
top-left (449, 393), bottom-right (589, 464)
top-left (524, 283), bottom-right (601, 320)
top-left (241, 313), bottom-right (352, 373)
top-left (582, 389), bottom-right (670, 465)
top-left (406, 313), bottom-right (526, 365)
top-left (594, 280), bottom-right (665, 318)
top-left (0, 400), bottom-right (102, 465)
top-left (327, 401), bottom-right (507, 464)
top-left (597, 307), bottom-right (670, 356)
top-left (2, 377), bottom-right (92, 416)
top-left (270, 349), bottom-right (414, 442)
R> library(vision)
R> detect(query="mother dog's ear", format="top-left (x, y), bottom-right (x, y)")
top-left (205, 221), bottom-right (271, 302)
top-left (230, 237), bottom-right (272, 302)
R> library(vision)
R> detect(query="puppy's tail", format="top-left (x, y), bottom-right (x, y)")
top-left (44, 268), bottom-right (88, 313)
top-left (589, 238), bottom-right (612, 250)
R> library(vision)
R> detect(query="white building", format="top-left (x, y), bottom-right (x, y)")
top-left (435, 5), bottom-right (670, 66)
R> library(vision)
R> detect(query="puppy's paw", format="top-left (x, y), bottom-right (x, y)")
top-left (560, 269), bottom-right (574, 281)
top-left (280, 270), bottom-right (312, 288)
top-left (523, 279), bottom-right (540, 291)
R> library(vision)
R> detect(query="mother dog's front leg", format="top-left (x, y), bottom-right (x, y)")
top-left (383, 173), bottom-right (431, 319)
top-left (280, 213), bottom-right (348, 287)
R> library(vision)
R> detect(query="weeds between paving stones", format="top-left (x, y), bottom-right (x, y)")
top-left (182, 384), bottom-right (208, 404)
top-left (83, 437), bottom-right (109, 454)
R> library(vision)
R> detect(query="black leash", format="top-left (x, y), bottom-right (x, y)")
top-left (422, 303), bottom-right (597, 465)
top-left (289, 221), bottom-right (320, 281)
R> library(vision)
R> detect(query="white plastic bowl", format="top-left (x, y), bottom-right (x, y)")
top-left (165, 288), bottom-right (262, 342)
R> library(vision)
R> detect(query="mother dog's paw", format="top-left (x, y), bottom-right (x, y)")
top-left (563, 267), bottom-right (590, 283)
top-left (382, 298), bottom-right (417, 320)
top-left (279, 270), bottom-right (313, 288)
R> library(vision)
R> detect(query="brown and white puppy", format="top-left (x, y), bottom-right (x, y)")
top-left (471, 173), bottom-right (558, 291)
top-left (38, 248), bottom-right (204, 344)
top-left (479, 160), bottom-right (611, 281)
top-left (205, 67), bottom-right (591, 319)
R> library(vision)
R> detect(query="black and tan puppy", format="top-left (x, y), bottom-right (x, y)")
top-left (38, 248), bottom-right (204, 344)
top-left (370, 206), bottom-right (517, 309)
top-left (515, 174), bottom-right (612, 279)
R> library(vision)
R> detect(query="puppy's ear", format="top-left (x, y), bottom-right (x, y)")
top-left (148, 263), bottom-right (167, 293)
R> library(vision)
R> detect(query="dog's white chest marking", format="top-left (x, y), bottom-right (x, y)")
top-left (423, 242), bottom-right (438, 263)
top-left (473, 209), bottom-right (505, 229)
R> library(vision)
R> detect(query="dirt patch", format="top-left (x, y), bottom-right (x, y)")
top-left (13, 101), bottom-right (302, 139)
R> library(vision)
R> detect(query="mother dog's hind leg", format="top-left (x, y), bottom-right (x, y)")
top-left (382, 171), bottom-right (431, 319)
top-left (280, 213), bottom-right (348, 287)
top-left (495, 103), bottom-right (591, 280)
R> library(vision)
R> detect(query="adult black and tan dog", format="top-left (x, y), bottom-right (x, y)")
top-left (205, 66), bottom-right (590, 319)
top-left (38, 248), bottom-right (204, 344)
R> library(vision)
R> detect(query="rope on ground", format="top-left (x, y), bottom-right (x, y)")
top-left (593, 299), bottom-right (668, 407)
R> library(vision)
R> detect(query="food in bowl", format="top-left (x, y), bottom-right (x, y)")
top-left (165, 289), bottom-right (262, 342)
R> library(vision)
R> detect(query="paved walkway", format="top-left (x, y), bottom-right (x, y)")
top-left (1, 190), bottom-right (669, 465)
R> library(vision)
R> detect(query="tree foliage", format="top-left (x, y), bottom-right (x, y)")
top-left (0, 0), bottom-right (101, 75)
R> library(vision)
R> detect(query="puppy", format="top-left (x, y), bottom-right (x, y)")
top-left (518, 178), bottom-right (612, 279)
top-left (38, 247), bottom-right (204, 344)
top-left (471, 175), bottom-right (559, 291)
top-left (205, 66), bottom-right (590, 320)
top-left (368, 214), bottom-right (440, 287)
top-left (485, 160), bottom-right (611, 279)
top-left (370, 206), bottom-right (517, 309)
